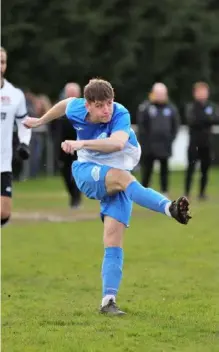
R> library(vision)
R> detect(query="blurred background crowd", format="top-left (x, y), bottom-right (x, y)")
top-left (10, 79), bottom-right (219, 208)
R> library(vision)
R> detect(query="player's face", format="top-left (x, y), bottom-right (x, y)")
top-left (0, 50), bottom-right (7, 78)
top-left (86, 100), bottom-right (114, 123)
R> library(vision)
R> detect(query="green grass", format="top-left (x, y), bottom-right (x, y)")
top-left (2, 170), bottom-right (219, 352)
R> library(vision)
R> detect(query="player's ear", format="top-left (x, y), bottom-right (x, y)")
top-left (85, 101), bottom-right (91, 111)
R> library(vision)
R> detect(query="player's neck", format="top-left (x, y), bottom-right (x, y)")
top-left (1, 77), bottom-right (4, 88)
top-left (86, 113), bottom-right (99, 124)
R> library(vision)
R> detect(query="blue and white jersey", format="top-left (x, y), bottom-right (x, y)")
top-left (65, 98), bottom-right (141, 170)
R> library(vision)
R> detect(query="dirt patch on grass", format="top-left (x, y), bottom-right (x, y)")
top-left (11, 210), bottom-right (99, 223)
top-left (14, 192), bottom-right (68, 199)
top-left (11, 208), bottom-right (156, 225)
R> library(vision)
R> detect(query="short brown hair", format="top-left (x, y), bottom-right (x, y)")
top-left (193, 81), bottom-right (209, 91)
top-left (84, 78), bottom-right (114, 102)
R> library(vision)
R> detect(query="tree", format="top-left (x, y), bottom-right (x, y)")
top-left (2, 0), bottom-right (219, 120)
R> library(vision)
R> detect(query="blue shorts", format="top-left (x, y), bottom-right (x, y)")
top-left (72, 161), bottom-right (133, 226)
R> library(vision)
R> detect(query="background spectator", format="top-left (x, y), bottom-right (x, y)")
top-left (184, 82), bottom-right (219, 200)
top-left (137, 83), bottom-right (180, 196)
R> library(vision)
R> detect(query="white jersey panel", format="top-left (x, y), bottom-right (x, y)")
top-left (77, 142), bottom-right (141, 170)
top-left (1, 80), bottom-right (28, 172)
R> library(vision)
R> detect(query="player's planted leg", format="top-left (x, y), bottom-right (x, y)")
top-left (1, 196), bottom-right (12, 227)
top-left (105, 169), bottom-right (191, 224)
top-left (100, 216), bottom-right (126, 315)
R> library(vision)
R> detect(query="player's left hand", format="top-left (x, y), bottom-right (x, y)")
top-left (61, 140), bottom-right (84, 154)
top-left (16, 143), bottom-right (30, 160)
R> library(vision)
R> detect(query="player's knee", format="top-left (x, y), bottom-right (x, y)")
top-left (106, 169), bottom-right (136, 192)
top-left (1, 216), bottom-right (10, 227)
top-left (117, 171), bottom-right (136, 191)
top-left (1, 197), bottom-right (12, 218)
top-left (1, 196), bottom-right (11, 225)
top-left (103, 217), bottom-right (125, 247)
top-left (104, 229), bottom-right (121, 247)
top-left (1, 209), bottom-right (11, 220)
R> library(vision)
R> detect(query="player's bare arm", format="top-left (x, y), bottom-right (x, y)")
top-left (23, 98), bottom-right (73, 128)
top-left (61, 131), bottom-right (129, 154)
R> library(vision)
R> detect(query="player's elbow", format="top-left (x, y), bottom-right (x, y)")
top-left (115, 140), bottom-right (125, 151)
top-left (110, 137), bottom-right (126, 151)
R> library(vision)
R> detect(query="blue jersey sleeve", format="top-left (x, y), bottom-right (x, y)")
top-left (110, 111), bottom-right (131, 136)
top-left (65, 98), bottom-right (76, 120)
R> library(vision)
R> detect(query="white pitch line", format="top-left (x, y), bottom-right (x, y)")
top-left (12, 212), bottom-right (99, 223)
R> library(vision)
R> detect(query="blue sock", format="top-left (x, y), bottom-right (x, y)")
top-left (102, 247), bottom-right (123, 297)
top-left (125, 180), bottom-right (170, 214)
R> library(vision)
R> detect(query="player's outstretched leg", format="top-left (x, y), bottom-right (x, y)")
top-left (105, 169), bottom-right (192, 225)
top-left (100, 216), bottom-right (126, 316)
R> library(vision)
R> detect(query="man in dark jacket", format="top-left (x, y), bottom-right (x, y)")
top-left (54, 82), bottom-right (82, 208)
top-left (185, 82), bottom-right (219, 200)
top-left (137, 83), bottom-right (180, 195)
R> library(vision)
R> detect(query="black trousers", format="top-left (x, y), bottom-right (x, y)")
top-left (59, 155), bottom-right (81, 206)
top-left (12, 132), bottom-right (23, 181)
top-left (185, 145), bottom-right (211, 197)
top-left (58, 117), bottom-right (82, 206)
top-left (141, 154), bottom-right (169, 193)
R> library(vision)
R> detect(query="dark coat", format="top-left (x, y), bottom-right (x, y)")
top-left (137, 100), bottom-right (180, 158)
top-left (186, 100), bottom-right (219, 148)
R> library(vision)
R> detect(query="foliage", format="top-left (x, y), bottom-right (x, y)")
top-left (2, 0), bottom-right (219, 119)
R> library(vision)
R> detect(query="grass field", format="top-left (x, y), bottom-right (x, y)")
top-left (2, 169), bottom-right (219, 352)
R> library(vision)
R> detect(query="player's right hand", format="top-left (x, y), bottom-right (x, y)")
top-left (22, 117), bottom-right (40, 129)
top-left (61, 140), bottom-right (84, 154)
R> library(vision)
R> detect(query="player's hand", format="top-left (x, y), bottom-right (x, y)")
top-left (61, 140), bottom-right (84, 154)
top-left (22, 117), bottom-right (40, 129)
top-left (16, 143), bottom-right (30, 160)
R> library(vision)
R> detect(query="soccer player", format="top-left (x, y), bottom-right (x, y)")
top-left (1, 47), bottom-right (32, 227)
top-left (23, 78), bottom-right (191, 315)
